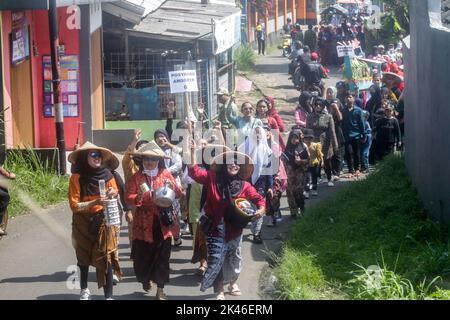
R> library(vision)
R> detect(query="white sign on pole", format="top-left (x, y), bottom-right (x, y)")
top-left (213, 12), bottom-right (241, 55)
top-left (337, 45), bottom-right (355, 57)
top-left (168, 70), bottom-right (198, 94)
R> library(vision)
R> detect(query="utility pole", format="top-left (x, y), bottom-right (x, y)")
top-left (48, 0), bottom-right (66, 175)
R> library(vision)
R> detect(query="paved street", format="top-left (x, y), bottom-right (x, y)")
top-left (0, 49), bottom-right (350, 300)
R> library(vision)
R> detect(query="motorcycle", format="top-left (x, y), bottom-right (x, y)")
top-left (281, 35), bottom-right (292, 57)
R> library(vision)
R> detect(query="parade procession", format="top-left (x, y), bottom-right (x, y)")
top-left (1, 0), bottom-right (450, 305)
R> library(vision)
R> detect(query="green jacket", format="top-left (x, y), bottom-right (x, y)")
top-left (217, 99), bottom-right (239, 129)
top-left (304, 30), bottom-right (317, 52)
top-left (296, 30), bottom-right (304, 43)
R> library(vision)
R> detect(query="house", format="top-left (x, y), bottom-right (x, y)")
top-left (102, 0), bottom-right (241, 123)
top-left (0, 0), bottom-right (114, 156)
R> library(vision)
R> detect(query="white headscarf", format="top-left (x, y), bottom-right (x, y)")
top-left (238, 126), bottom-right (273, 185)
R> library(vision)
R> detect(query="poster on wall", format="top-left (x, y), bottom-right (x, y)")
top-left (11, 11), bottom-right (30, 66)
top-left (43, 55), bottom-right (80, 118)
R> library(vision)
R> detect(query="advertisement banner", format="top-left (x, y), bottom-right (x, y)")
top-left (213, 12), bottom-right (241, 55)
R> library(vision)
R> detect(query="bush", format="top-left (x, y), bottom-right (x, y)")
top-left (275, 155), bottom-right (450, 300)
top-left (234, 44), bottom-right (256, 71)
top-left (4, 148), bottom-right (69, 217)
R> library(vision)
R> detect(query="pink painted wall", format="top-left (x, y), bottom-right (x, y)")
top-left (33, 8), bottom-right (83, 149)
top-left (1, 11), bottom-right (13, 149)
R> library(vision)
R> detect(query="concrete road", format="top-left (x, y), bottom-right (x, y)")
top-left (0, 49), bottom-right (349, 300)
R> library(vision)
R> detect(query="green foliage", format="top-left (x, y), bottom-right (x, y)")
top-left (275, 248), bottom-right (333, 300)
top-left (365, 0), bottom-right (410, 49)
top-left (275, 155), bottom-right (450, 300)
top-left (234, 44), bottom-right (256, 72)
top-left (381, 0), bottom-right (410, 33)
top-left (348, 258), bottom-right (442, 300)
top-left (4, 148), bottom-right (69, 217)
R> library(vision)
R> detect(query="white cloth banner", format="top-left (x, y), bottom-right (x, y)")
top-left (337, 45), bottom-right (355, 58)
top-left (213, 12), bottom-right (241, 55)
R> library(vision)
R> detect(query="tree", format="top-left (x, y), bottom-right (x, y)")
top-left (251, 0), bottom-right (273, 18)
top-left (381, 0), bottom-right (410, 34)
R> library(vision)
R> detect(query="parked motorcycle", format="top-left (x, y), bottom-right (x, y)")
top-left (281, 35), bottom-right (292, 57)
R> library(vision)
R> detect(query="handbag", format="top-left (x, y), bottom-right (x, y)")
top-left (159, 206), bottom-right (174, 227)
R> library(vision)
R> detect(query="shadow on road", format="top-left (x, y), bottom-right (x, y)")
top-left (0, 271), bottom-right (69, 284)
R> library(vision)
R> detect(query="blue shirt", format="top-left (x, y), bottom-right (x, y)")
top-left (342, 106), bottom-right (366, 142)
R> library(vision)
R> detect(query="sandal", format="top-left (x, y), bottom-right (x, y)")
top-left (228, 284), bottom-right (242, 296)
top-left (142, 281), bottom-right (152, 292)
top-left (156, 289), bottom-right (167, 300)
top-left (196, 265), bottom-right (207, 276)
top-left (0, 167), bottom-right (15, 180)
top-left (216, 292), bottom-right (225, 300)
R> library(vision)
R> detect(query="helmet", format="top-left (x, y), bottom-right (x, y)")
top-left (295, 23), bottom-right (300, 29)
top-left (336, 81), bottom-right (347, 89)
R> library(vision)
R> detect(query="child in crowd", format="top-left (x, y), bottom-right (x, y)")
top-left (360, 111), bottom-right (372, 173)
top-left (303, 128), bottom-right (323, 197)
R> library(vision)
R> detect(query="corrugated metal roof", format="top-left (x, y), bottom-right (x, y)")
top-left (132, 0), bottom-right (240, 40)
top-left (125, 0), bottom-right (165, 15)
top-left (126, 0), bottom-right (236, 16)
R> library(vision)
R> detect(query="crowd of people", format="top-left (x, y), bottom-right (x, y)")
top-left (66, 26), bottom-right (405, 299)
top-left (66, 74), bottom-right (403, 300)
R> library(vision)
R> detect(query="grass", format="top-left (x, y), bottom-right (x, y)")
top-left (274, 155), bottom-right (450, 300)
top-left (234, 44), bottom-right (256, 72)
top-left (106, 120), bottom-right (167, 142)
top-left (4, 148), bottom-right (69, 217)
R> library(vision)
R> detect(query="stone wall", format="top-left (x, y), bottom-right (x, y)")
top-left (404, 0), bottom-right (450, 223)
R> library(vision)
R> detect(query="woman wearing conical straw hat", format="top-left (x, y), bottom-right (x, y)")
top-left (125, 141), bottom-right (182, 300)
top-left (68, 142), bottom-right (122, 300)
top-left (187, 142), bottom-right (265, 300)
top-left (186, 142), bottom-right (230, 276)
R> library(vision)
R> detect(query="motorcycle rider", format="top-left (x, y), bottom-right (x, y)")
top-left (283, 17), bottom-right (293, 34)
top-left (304, 52), bottom-right (327, 96)
top-left (288, 41), bottom-right (304, 76)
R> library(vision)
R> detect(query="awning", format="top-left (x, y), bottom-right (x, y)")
top-left (336, 0), bottom-right (363, 4)
top-left (130, 0), bottom-right (240, 43)
top-left (321, 4), bottom-right (349, 15)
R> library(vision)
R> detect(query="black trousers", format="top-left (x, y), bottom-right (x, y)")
top-left (78, 264), bottom-right (113, 298)
top-left (375, 143), bottom-right (395, 162)
top-left (331, 146), bottom-right (344, 176)
top-left (308, 166), bottom-right (320, 190)
top-left (257, 39), bottom-right (265, 55)
top-left (0, 187), bottom-right (10, 223)
top-left (344, 138), bottom-right (362, 173)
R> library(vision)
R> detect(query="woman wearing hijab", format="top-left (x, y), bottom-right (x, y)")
top-left (188, 143), bottom-right (230, 276)
top-left (264, 96), bottom-right (286, 133)
top-left (281, 129), bottom-right (309, 218)
top-left (326, 87), bottom-right (345, 177)
top-left (307, 98), bottom-right (339, 186)
top-left (125, 141), bottom-right (182, 300)
top-left (295, 91), bottom-right (313, 128)
top-left (256, 99), bottom-right (285, 151)
top-left (187, 148), bottom-right (265, 300)
top-left (238, 126), bottom-right (273, 243)
top-left (154, 128), bottom-right (184, 246)
top-left (68, 142), bottom-right (122, 300)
